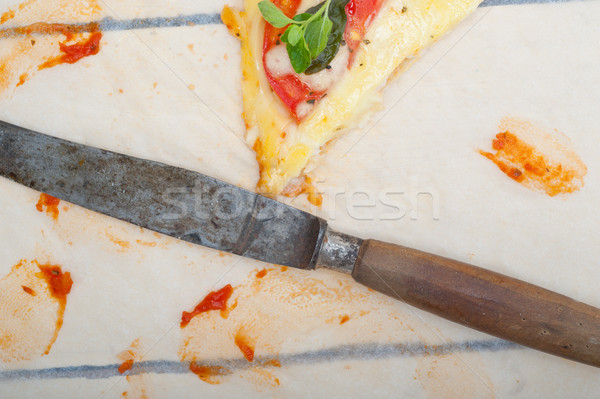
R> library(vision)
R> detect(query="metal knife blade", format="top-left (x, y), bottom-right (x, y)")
top-left (2, 120), bottom-right (600, 368)
top-left (0, 120), bottom-right (328, 269)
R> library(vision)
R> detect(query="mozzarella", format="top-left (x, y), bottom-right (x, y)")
top-left (264, 45), bottom-right (294, 78)
top-left (301, 46), bottom-right (350, 92)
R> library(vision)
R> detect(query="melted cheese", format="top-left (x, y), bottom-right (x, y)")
top-left (223, 0), bottom-right (482, 196)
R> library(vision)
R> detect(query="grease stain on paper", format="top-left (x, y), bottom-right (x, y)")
top-left (480, 117), bottom-right (586, 196)
top-left (0, 259), bottom-right (72, 363)
top-left (415, 354), bottom-right (496, 399)
top-left (105, 229), bottom-right (132, 252)
top-left (177, 264), bottom-right (495, 394)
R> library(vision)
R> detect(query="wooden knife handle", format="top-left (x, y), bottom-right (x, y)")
top-left (352, 239), bottom-right (600, 367)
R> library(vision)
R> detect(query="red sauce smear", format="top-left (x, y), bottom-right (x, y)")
top-left (0, 9), bottom-right (15, 24)
top-left (189, 362), bottom-right (231, 384)
top-left (180, 284), bottom-right (234, 328)
top-left (0, 22), bottom-right (99, 40)
top-left (36, 193), bottom-right (60, 220)
top-left (479, 131), bottom-right (585, 196)
top-left (263, 359), bottom-right (281, 367)
top-left (344, 0), bottom-right (383, 67)
top-left (339, 315), bottom-right (350, 324)
top-left (256, 269), bottom-right (267, 278)
top-left (16, 73), bottom-right (27, 87)
top-left (37, 263), bottom-right (73, 300)
top-left (234, 331), bottom-right (255, 362)
top-left (35, 262), bottom-right (73, 354)
top-left (118, 359), bottom-right (134, 374)
top-left (281, 176), bottom-right (323, 206)
top-left (39, 30), bottom-right (102, 70)
top-left (21, 285), bottom-right (36, 296)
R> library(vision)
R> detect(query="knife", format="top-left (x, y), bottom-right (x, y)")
top-left (1, 120), bottom-right (599, 368)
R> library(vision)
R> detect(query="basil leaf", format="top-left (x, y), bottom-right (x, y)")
top-left (286, 39), bottom-right (311, 73)
top-left (304, 0), bottom-right (349, 75)
top-left (286, 25), bottom-right (303, 46)
top-left (304, 17), bottom-right (333, 58)
top-left (280, 26), bottom-right (291, 43)
top-left (258, 0), bottom-right (295, 28)
top-left (293, 13), bottom-right (312, 22)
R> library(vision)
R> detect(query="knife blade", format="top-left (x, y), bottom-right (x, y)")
top-left (1, 120), bottom-right (599, 368)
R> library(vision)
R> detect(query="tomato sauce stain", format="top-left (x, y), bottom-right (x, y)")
top-left (117, 338), bottom-right (149, 396)
top-left (235, 331), bottom-right (255, 362)
top-left (118, 359), bottom-right (134, 374)
top-left (135, 239), bottom-right (157, 247)
top-left (256, 269), bottom-right (267, 278)
top-left (281, 176), bottom-right (323, 206)
top-left (181, 284), bottom-right (234, 328)
top-left (0, 260), bottom-right (74, 362)
top-left (38, 30), bottom-right (102, 70)
top-left (36, 262), bottom-right (72, 354)
top-left (480, 119), bottom-right (587, 197)
top-left (21, 285), bottom-right (36, 296)
top-left (0, 0), bottom-right (37, 25)
top-left (16, 72), bottom-right (27, 86)
top-left (105, 231), bottom-right (131, 251)
top-left (36, 263), bottom-right (72, 301)
top-left (0, 21), bottom-right (97, 40)
top-left (262, 359), bottom-right (281, 367)
top-left (189, 362), bottom-right (232, 384)
top-left (36, 193), bottom-right (60, 220)
top-left (339, 315), bottom-right (350, 324)
top-left (0, 9), bottom-right (15, 24)
top-left (0, 9), bottom-right (102, 93)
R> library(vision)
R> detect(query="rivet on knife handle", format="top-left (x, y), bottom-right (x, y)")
top-left (345, 238), bottom-right (600, 368)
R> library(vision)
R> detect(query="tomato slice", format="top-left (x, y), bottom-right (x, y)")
top-left (262, 0), bottom-right (382, 121)
top-left (263, 0), bottom-right (325, 122)
top-left (344, 0), bottom-right (383, 67)
top-left (263, 0), bottom-right (299, 51)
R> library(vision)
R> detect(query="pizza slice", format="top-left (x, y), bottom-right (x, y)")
top-left (222, 0), bottom-right (481, 200)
